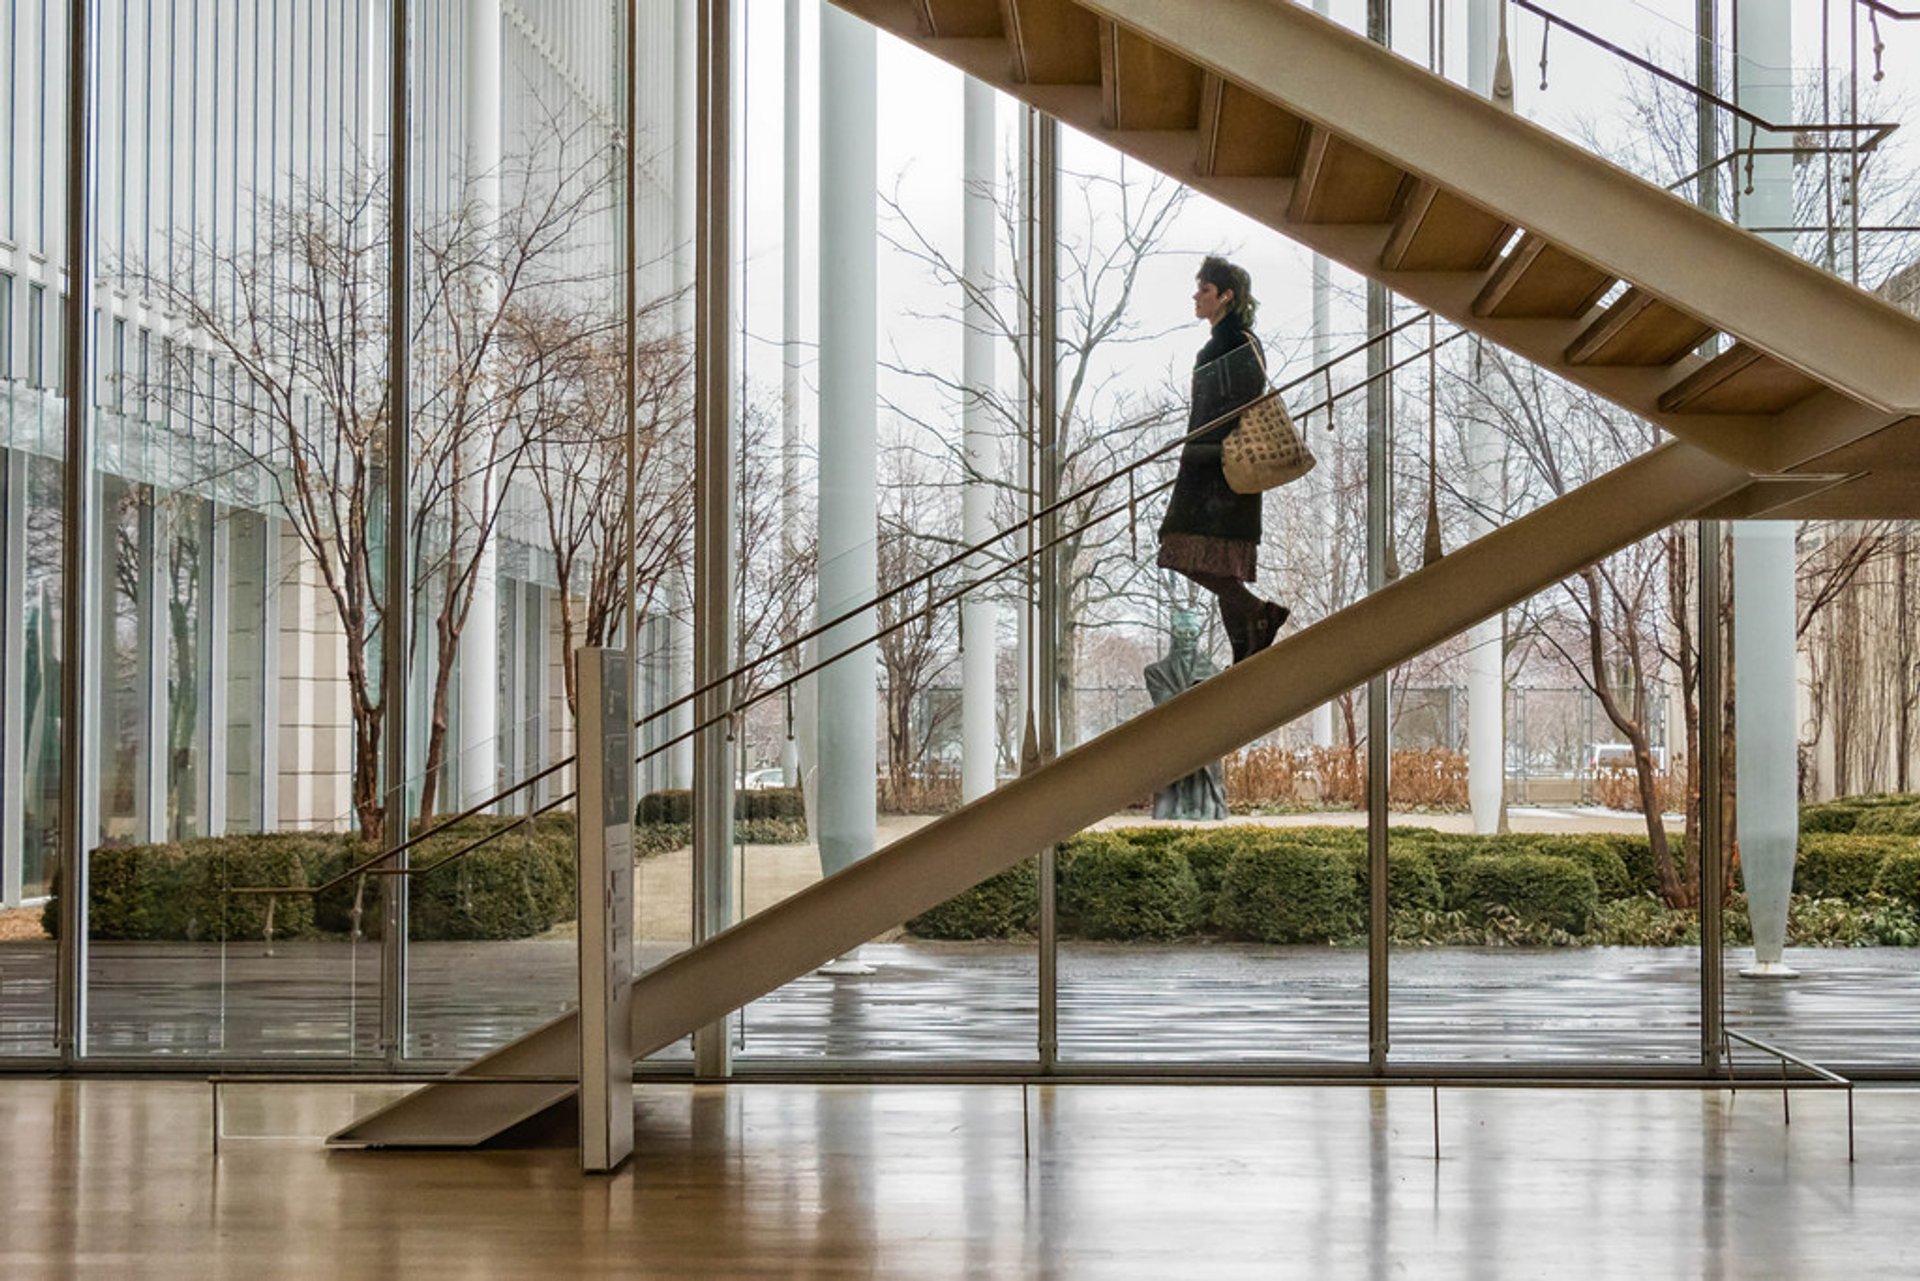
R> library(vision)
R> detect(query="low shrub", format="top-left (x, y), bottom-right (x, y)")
top-left (1872, 850), bottom-right (1920, 910)
top-left (1610, 833), bottom-right (1684, 898)
top-left (1532, 836), bottom-right (1634, 901)
top-left (1058, 835), bottom-right (1201, 940)
top-left (1458, 854), bottom-right (1598, 935)
top-left (1160, 827), bottom-right (1339, 925)
top-left (1340, 845), bottom-right (1443, 911)
top-left (633, 823), bottom-right (692, 858)
top-left (49, 817), bottom-right (581, 944)
top-left (1793, 834), bottom-right (1909, 901)
top-left (907, 859), bottom-right (1038, 939)
top-left (1214, 843), bottom-right (1358, 943)
top-left (73, 833), bottom-right (322, 943)
top-left (1799, 803), bottom-right (1863, 835)
top-left (636, 787), bottom-right (808, 825)
top-left (1849, 805), bottom-right (1920, 836)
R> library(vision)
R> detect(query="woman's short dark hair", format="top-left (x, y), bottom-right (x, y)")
top-left (1197, 255), bottom-right (1258, 326)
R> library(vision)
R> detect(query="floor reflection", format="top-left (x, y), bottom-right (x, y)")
top-left (2, 939), bottom-right (1917, 1066)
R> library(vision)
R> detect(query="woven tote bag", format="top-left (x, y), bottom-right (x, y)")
top-left (1222, 391), bottom-right (1314, 494)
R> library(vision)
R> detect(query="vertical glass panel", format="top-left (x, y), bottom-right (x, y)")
top-left (1378, 293), bottom-right (1696, 1065)
top-left (80, 0), bottom-right (386, 1060)
top-left (726, 17), bottom-right (1040, 1066)
top-left (0, 0), bottom-right (67, 1060)
top-left (400, 0), bottom-right (630, 1060)
top-left (1728, 520), bottom-right (1920, 1070)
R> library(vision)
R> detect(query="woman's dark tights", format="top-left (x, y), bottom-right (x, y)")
top-left (1181, 570), bottom-right (1270, 661)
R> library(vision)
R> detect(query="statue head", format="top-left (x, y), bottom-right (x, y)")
top-left (1170, 608), bottom-right (1204, 653)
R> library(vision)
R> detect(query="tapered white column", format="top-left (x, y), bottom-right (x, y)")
top-left (1464, 0), bottom-right (1507, 833)
top-left (781, 0), bottom-right (806, 789)
top-left (458, 0), bottom-right (502, 808)
top-left (815, 5), bottom-right (877, 878)
top-left (960, 76), bottom-right (997, 803)
top-left (1734, 0), bottom-right (1797, 976)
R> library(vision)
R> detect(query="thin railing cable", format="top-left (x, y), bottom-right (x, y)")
top-left (233, 311), bottom-right (1458, 896)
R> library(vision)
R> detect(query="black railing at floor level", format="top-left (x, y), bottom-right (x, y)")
top-left (231, 309), bottom-right (1468, 898)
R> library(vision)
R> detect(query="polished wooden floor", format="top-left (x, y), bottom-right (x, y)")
top-left (1, 1078), bottom-right (1916, 1278)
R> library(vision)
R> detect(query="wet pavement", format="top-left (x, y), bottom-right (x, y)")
top-left (3, 937), bottom-right (1917, 1070)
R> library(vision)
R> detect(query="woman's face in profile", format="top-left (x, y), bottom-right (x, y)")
top-left (1192, 278), bottom-right (1232, 323)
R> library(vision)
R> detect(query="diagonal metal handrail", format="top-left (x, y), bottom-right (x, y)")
top-left (1513, 0), bottom-right (1899, 194)
top-left (232, 308), bottom-right (1462, 897)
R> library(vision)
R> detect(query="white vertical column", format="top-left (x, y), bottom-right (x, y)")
top-left (1734, 0), bottom-right (1797, 976)
top-left (781, 0), bottom-right (806, 789)
top-left (960, 75), bottom-right (996, 804)
top-left (458, 0), bottom-right (501, 808)
top-left (1464, 0), bottom-right (1507, 834)
top-left (815, 4), bottom-right (877, 879)
top-left (668, 0), bottom-right (698, 791)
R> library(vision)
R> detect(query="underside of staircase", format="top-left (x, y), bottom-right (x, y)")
top-left (331, 0), bottom-right (1920, 1147)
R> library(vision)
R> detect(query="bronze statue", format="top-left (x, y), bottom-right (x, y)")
top-left (1143, 608), bottom-right (1227, 820)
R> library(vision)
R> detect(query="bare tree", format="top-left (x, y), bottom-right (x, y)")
top-left (528, 316), bottom-right (693, 721)
top-left (129, 125), bottom-right (621, 839)
top-left (875, 441), bottom-right (962, 793)
top-left (881, 159), bottom-right (1191, 745)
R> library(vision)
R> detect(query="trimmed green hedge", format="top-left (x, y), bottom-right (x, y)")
top-left (48, 816), bottom-right (580, 943)
top-left (1800, 803), bottom-right (1863, 835)
top-left (1873, 850), bottom-right (1920, 910)
top-left (637, 787), bottom-right (807, 824)
top-left (1214, 844), bottom-right (1358, 943)
top-left (906, 859), bottom-right (1038, 939)
top-left (1532, 837), bottom-right (1633, 901)
top-left (1458, 854), bottom-right (1598, 935)
top-left (1793, 834), bottom-right (1911, 902)
top-left (1059, 834), bottom-right (1201, 940)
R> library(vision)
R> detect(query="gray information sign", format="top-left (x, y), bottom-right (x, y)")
top-left (576, 648), bottom-right (634, 1173)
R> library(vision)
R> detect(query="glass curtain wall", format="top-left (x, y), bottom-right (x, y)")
top-left (0, 0), bottom-right (67, 1059)
top-left (11, 0), bottom-right (1920, 1074)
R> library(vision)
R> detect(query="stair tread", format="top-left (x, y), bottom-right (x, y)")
top-left (1196, 75), bottom-right (1308, 177)
top-left (1660, 343), bottom-right (1829, 414)
top-left (1289, 127), bottom-right (1409, 225)
top-left (1003, 0), bottom-right (1101, 84)
top-left (1473, 234), bottom-right (1614, 319)
top-left (1381, 182), bottom-right (1513, 273)
top-left (1565, 288), bottom-right (1714, 366)
top-left (915, 0), bottom-right (1004, 37)
top-left (1100, 21), bottom-right (1203, 131)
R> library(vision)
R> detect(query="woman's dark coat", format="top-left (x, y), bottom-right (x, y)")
top-left (1158, 313), bottom-right (1267, 546)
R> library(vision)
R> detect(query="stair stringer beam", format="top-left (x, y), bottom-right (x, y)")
top-left (332, 440), bottom-right (1748, 1148)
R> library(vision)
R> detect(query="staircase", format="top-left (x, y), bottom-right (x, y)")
top-left (332, 0), bottom-right (1920, 1147)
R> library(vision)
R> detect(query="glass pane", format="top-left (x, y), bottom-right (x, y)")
top-left (79, 0), bottom-right (388, 1060)
top-left (399, 0), bottom-right (632, 1060)
top-left (0, 0), bottom-right (67, 1059)
top-left (1726, 520), bottom-right (1920, 1070)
